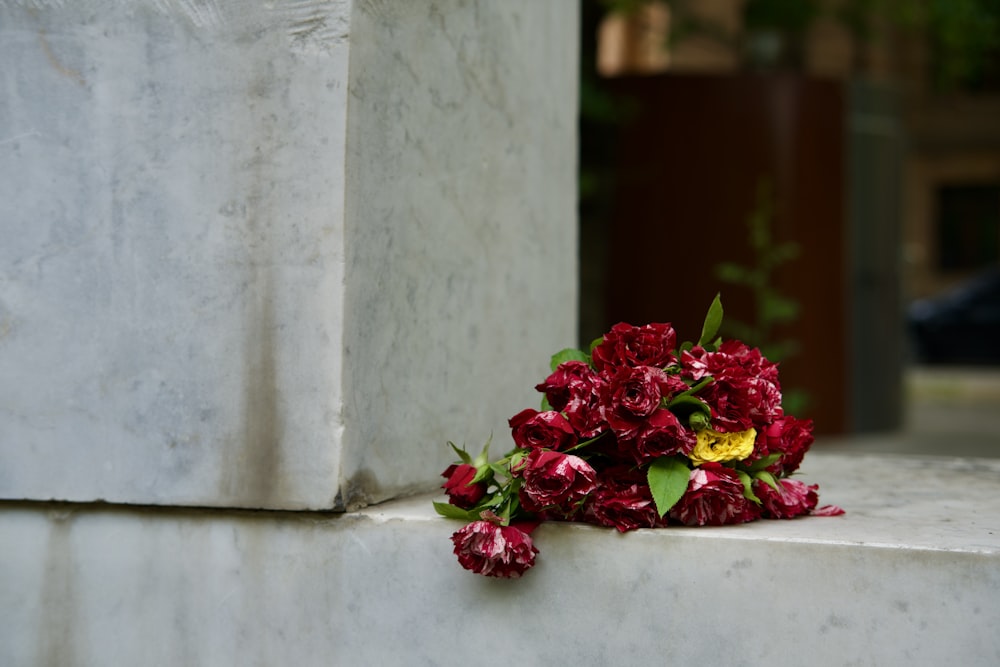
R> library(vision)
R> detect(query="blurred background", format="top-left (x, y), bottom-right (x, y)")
top-left (577, 0), bottom-right (1000, 451)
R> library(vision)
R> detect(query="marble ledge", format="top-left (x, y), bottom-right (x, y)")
top-left (366, 452), bottom-right (1000, 555)
top-left (3, 452), bottom-right (998, 666)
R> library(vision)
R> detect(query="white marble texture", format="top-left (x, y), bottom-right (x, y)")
top-left (0, 0), bottom-right (578, 510)
top-left (338, 1), bottom-right (579, 508)
top-left (0, 0), bottom-right (352, 511)
top-left (2, 454), bottom-right (998, 666)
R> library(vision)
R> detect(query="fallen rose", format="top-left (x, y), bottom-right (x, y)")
top-left (451, 520), bottom-right (539, 578)
top-left (754, 477), bottom-right (818, 519)
top-left (682, 341), bottom-right (783, 432)
top-left (535, 360), bottom-right (598, 413)
top-left (509, 408), bottom-right (577, 451)
top-left (441, 463), bottom-right (488, 509)
top-left (759, 416), bottom-right (815, 476)
top-left (587, 466), bottom-right (661, 532)
top-left (603, 366), bottom-right (685, 440)
top-left (436, 296), bottom-right (843, 580)
top-left (535, 361), bottom-right (608, 438)
top-left (620, 408), bottom-right (697, 464)
top-left (670, 463), bottom-right (760, 526)
top-left (591, 322), bottom-right (677, 373)
top-left (518, 449), bottom-right (597, 515)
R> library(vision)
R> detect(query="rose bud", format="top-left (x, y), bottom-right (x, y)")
top-left (441, 463), bottom-right (488, 509)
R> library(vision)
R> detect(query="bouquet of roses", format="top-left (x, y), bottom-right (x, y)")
top-left (435, 296), bottom-right (843, 578)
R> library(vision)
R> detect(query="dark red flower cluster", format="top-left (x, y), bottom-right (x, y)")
top-left (437, 306), bottom-right (843, 578)
top-left (681, 340), bottom-right (783, 433)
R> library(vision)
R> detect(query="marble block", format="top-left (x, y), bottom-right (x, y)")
top-left (0, 1), bottom-right (579, 509)
top-left (1, 454), bottom-right (998, 666)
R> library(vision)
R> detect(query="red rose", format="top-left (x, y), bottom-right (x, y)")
top-left (509, 409), bottom-right (577, 451)
top-left (535, 362), bottom-right (608, 438)
top-left (759, 416), bottom-right (814, 475)
top-left (451, 521), bottom-right (539, 578)
top-left (679, 345), bottom-right (711, 380)
top-left (712, 340), bottom-right (780, 384)
top-left (519, 449), bottom-right (597, 515)
top-left (603, 366), bottom-right (681, 440)
top-left (535, 361), bottom-right (595, 412)
top-left (681, 341), bottom-right (783, 432)
top-left (619, 408), bottom-right (697, 464)
top-left (586, 466), bottom-right (661, 532)
top-left (591, 322), bottom-right (677, 373)
top-left (669, 462), bottom-right (760, 526)
top-left (440, 463), bottom-right (488, 509)
top-left (756, 416), bottom-right (813, 477)
top-left (754, 477), bottom-right (818, 519)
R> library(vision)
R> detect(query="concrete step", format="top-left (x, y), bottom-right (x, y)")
top-left (3, 453), bottom-right (998, 666)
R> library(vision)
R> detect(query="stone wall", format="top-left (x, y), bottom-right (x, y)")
top-left (3, 455), bottom-right (999, 665)
top-left (0, 0), bottom-right (578, 511)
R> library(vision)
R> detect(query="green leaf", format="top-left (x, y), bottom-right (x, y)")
top-left (665, 377), bottom-right (713, 414)
top-left (432, 501), bottom-right (479, 521)
top-left (550, 347), bottom-right (590, 372)
top-left (698, 293), bottom-right (724, 347)
top-left (470, 466), bottom-right (494, 485)
top-left (472, 435), bottom-right (493, 468)
top-left (540, 395), bottom-right (553, 412)
top-left (741, 453), bottom-right (781, 472)
top-left (647, 457), bottom-right (692, 518)
top-left (715, 262), bottom-right (754, 286)
top-left (736, 470), bottom-right (761, 504)
top-left (564, 430), bottom-right (608, 453)
top-left (755, 470), bottom-right (781, 493)
top-left (589, 336), bottom-right (604, 354)
top-left (489, 461), bottom-right (510, 478)
top-left (448, 441), bottom-right (472, 465)
top-left (687, 410), bottom-right (710, 431)
top-left (508, 449), bottom-right (528, 474)
top-left (684, 376), bottom-right (714, 396)
top-left (760, 294), bottom-right (800, 326)
top-left (665, 394), bottom-right (711, 416)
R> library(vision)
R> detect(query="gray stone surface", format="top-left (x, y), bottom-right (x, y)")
top-left (339, 1), bottom-right (579, 508)
top-left (0, 0), bottom-right (578, 510)
top-left (818, 366), bottom-right (1000, 458)
top-left (2, 453), bottom-right (998, 666)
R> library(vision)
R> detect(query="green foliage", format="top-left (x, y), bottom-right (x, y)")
top-left (714, 180), bottom-right (801, 364)
top-left (735, 470), bottom-right (761, 504)
top-left (837, 0), bottom-right (1000, 90)
top-left (550, 348), bottom-right (590, 372)
top-left (448, 441), bottom-right (472, 465)
top-left (715, 180), bottom-right (809, 415)
top-left (647, 456), bottom-right (691, 517)
top-left (754, 469), bottom-right (782, 493)
top-left (743, 0), bottom-right (819, 32)
top-left (698, 293), bottom-right (724, 348)
top-left (904, 0), bottom-right (1000, 91)
top-left (433, 502), bottom-right (480, 521)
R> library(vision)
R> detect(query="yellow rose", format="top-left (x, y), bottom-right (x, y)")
top-left (689, 427), bottom-right (757, 465)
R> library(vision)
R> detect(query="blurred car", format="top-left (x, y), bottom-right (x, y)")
top-left (908, 267), bottom-right (1000, 364)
